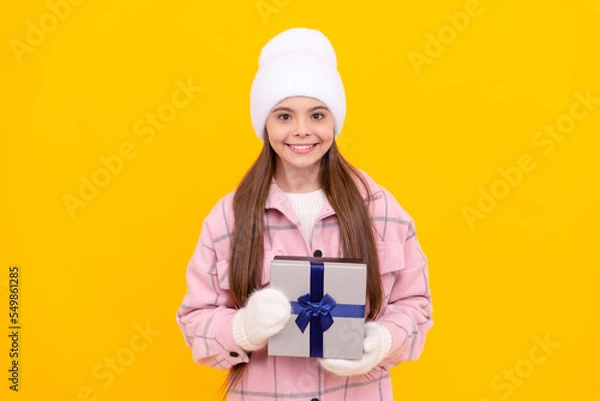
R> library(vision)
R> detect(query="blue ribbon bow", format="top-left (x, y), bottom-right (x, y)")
top-left (294, 293), bottom-right (337, 333)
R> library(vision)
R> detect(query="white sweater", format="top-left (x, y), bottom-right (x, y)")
top-left (283, 189), bottom-right (327, 245)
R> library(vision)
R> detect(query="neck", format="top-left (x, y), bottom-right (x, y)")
top-left (274, 164), bottom-right (321, 193)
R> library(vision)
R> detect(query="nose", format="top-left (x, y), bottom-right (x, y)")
top-left (294, 118), bottom-right (312, 137)
top-left (294, 130), bottom-right (311, 137)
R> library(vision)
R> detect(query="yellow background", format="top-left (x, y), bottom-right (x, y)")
top-left (1, 0), bottom-right (599, 400)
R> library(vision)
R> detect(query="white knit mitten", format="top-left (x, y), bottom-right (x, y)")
top-left (232, 288), bottom-right (291, 351)
top-left (319, 322), bottom-right (392, 376)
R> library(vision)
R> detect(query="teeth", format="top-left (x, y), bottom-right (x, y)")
top-left (290, 144), bottom-right (313, 150)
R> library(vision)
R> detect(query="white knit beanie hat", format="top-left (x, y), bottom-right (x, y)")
top-left (250, 28), bottom-right (346, 140)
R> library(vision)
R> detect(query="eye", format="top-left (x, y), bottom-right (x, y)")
top-left (278, 113), bottom-right (291, 121)
top-left (312, 113), bottom-right (325, 120)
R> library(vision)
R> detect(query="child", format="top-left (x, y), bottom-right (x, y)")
top-left (176, 27), bottom-right (433, 401)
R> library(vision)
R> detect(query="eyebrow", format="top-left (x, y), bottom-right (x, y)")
top-left (271, 105), bottom-right (330, 113)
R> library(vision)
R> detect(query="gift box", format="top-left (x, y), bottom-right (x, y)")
top-left (268, 256), bottom-right (366, 360)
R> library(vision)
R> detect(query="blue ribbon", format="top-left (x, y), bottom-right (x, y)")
top-left (293, 293), bottom-right (336, 333)
top-left (289, 261), bottom-right (366, 358)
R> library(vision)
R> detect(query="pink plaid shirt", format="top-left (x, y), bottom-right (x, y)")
top-left (176, 171), bottom-right (433, 400)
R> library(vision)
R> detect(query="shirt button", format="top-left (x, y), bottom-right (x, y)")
top-left (229, 351), bottom-right (239, 357)
top-left (313, 249), bottom-right (323, 257)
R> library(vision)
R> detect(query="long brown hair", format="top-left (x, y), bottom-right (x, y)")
top-left (225, 132), bottom-right (382, 396)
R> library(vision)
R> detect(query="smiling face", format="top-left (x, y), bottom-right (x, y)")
top-left (265, 96), bottom-right (335, 186)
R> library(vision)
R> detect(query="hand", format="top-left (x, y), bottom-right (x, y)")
top-left (232, 288), bottom-right (291, 351)
top-left (319, 322), bottom-right (392, 376)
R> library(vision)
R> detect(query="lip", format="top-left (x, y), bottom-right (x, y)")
top-left (286, 143), bottom-right (318, 154)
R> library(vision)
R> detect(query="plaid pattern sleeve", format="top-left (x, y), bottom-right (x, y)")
top-left (371, 187), bottom-right (433, 369)
top-left (176, 196), bottom-right (250, 370)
